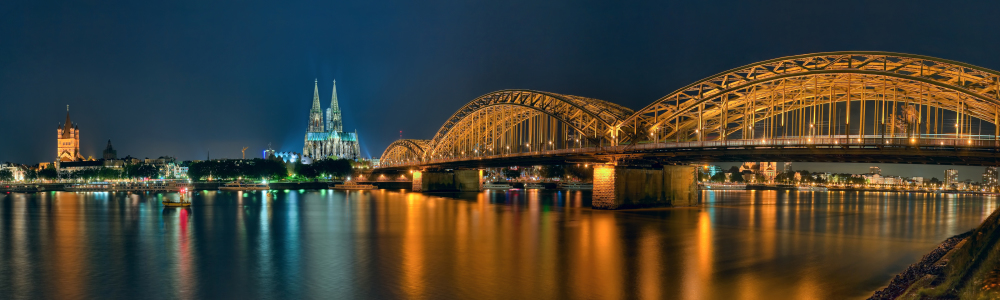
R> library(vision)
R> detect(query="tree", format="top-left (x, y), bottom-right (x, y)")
top-left (539, 165), bottom-right (565, 179)
top-left (730, 170), bottom-right (745, 182)
top-left (124, 164), bottom-right (158, 179)
top-left (38, 165), bottom-right (58, 180)
top-left (710, 172), bottom-right (727, 182)
top-left (503, 168), bottom-right (521, 179)
top-left (699, 172), bottom-right (710, 182)
top-left (24, 168), bottom-right (37, 181)
top-left (0, 169), bottom-right (13, 182)
top-left (565, 165), bottom-right (593, 180)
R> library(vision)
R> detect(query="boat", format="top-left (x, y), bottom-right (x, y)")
top-left (162, 188), bottom-right (191, 207)
top-left (797, 186), bottom-right (829, 192)
top-left (65, 182), bottom-right (111, 192)
top-left (0, 184), bottom-right (42, 193)
top-left (111, 181), bottom-right (183, 192)
top-left (558, 182), bottom-right (593, 190)
top-left (524, 182), bottom-right (545, 189)
top-left (701, 183), bottom-right (747, 190)
top-left (219, 180), bottom-right (269, 191)
top-left (483, 182), bottom-right (513, 190)
top-left (332, 181), bottom-right (377, 190)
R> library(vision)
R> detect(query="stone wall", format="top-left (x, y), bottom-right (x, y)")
top-left (592, 165), bottom-right (699, 209)
top-left (454, 169), bottom-right (482, 192)
top-left (664, 165), bottom-right (698, 206)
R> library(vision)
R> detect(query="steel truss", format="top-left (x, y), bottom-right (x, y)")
top-left (380, 52), bottom-right (1000, 168)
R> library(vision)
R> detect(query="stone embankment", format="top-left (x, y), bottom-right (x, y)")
top-left (868, 232), bottom-right (970, 300)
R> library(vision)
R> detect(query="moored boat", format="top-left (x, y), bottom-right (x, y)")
top-left (332, 181), bottom-right (377, 190)
top-left (219, 180), bottom-right (269, 191)
top-left (701, 183), bottom-right (747, 190)
top-left (162, 188), bottom-right (192, 207)
top-left (0, 184), bottom-right (42, 193)
top-left (558, 182), bottom-right (593, 190)
top-left (524, 182), bottom-right (545, 189)
top-left (797, 186), bottom-right (829, 192)
top-left (483, 182), bottom-right (513, 190)
top-left (65, 182), bottom-right (111, 192)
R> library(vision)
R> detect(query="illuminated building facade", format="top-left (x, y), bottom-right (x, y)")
top-left (302, 80), bottom-right (361, 160)
top-left (57, 107), bottom-right (84, 162)
top-left (945, 169), bottom-right (959, 187)
top-left (984, 167), bottom-right (998, 191)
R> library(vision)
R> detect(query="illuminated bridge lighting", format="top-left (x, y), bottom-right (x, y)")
top-left (379, 52), bottom-right (1000, 168)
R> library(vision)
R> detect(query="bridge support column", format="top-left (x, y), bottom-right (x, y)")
top-left (412, 171), bottom-right (423, 192)
top-left (454, 169), bottom-right (482, 192)
top-left (592, 165), bottom-right (699, 209)
top-left (411, 170), bottom-right (482, 192)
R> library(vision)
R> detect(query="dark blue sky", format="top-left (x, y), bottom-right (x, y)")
top-left (2, 0), bottom-right (999, 179)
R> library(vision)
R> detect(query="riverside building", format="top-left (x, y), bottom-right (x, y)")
top-left (57, 106), bottom-right (84, 162)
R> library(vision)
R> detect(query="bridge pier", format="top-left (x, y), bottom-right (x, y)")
top-left (592, 165), bottom-right (699, 209)
top-left (411, 170), bottom-right (482, 192)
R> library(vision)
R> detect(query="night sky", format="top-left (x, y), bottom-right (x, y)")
top-left (2, 1), bottom-right (999, 180)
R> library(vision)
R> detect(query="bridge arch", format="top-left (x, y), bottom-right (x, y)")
top-left (380, 139), bottom-right (431, 167)
top-left (419, 89), bottom-right (633, 161)
top-left (618, 52), bottom-right (1000, 144)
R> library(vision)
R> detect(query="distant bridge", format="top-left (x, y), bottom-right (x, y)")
top-left (379, 52), bottom-right (1000, 170)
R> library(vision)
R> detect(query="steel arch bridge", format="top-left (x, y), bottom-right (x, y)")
top-left (379, 52), bottom-right (1000, 169)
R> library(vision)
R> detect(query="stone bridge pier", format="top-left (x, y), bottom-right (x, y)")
top-left (411, 169), bottom-right (482, 192)
top-left (592, 165), bottom-right (699, 209)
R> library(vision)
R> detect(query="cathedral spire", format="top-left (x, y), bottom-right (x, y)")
top-left (330, 80), bottom-right (340, 114)
top-left (307, 79), bottom-right (324, 132)
top-left (65, 105), bottom-right (72, 127)
top-left (327, 79), bottom-right (343, 132)
top-left (311, 79), bottom-right (321, 113)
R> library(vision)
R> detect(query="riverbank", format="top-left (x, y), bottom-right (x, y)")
top-left (872, 205), bottom-right (1000, 299)
top-left (868, 232), bottom-right (971, 300)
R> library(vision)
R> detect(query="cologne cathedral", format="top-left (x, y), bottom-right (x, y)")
top-left (302, 80), bottom-right (360, 160)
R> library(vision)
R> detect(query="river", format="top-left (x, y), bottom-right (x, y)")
top-left (0, 189), bottom-right (994, 299)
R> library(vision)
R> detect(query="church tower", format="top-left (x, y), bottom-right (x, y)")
top-left (307, 79), bottom-right (324, 133)
top-left (57, 106), bottom-right (83, 162)
top-left (325, 80), bottom-right (343, 133)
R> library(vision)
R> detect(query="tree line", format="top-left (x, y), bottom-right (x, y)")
top-left (186, 158), bottom-right (354, 181)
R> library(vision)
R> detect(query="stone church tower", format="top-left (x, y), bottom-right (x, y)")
top-left (57, 106), bottom-right (84, 162)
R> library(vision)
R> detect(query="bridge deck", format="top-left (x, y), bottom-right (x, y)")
top-left (378, 137), bottom-right (1000, 170)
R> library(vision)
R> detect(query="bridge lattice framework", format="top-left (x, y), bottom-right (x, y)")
top-left (380, 52), bottom-right (1000, 169)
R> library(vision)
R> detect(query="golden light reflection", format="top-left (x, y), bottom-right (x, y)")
top-left (51, 192), bottom-right (85, 299)
top-left (401, 192), bottom-right (426, 298)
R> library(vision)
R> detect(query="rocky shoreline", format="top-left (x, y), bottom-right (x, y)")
top-left (868, 231), bottom-right (972, 300)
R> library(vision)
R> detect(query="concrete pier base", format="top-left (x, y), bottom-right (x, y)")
top-left (411, 170), bottom-right (482, 192)
top-left (592, 165), bottom-right (698, 210)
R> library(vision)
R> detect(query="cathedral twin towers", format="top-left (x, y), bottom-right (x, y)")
top-left (303, 80), bottom-right (360, 160)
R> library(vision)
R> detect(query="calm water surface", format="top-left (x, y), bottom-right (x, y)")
top-left (0, 189), bottom-right (996, 299)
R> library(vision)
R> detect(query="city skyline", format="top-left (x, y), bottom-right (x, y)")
top-left (5, 1), bottom-right (1000, 180)
top-left (4, 2), bottom-right (1000, 299)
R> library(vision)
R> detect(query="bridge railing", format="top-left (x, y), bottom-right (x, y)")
top-left (377, 136), bottom-right (1000, 168)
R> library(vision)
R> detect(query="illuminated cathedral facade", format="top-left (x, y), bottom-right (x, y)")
top-left (303, 80), bottom-right (360, 160)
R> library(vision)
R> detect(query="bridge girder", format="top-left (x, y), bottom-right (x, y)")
top-left (380, 139), bottom-right (431, 167)
top-left (380, 52), bottom-right (1000, 169)
top-left (618, 52), bottom-right (1000, 145)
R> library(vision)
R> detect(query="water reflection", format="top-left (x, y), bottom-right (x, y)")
top-left (0, 190), bottom-right (994, 299)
